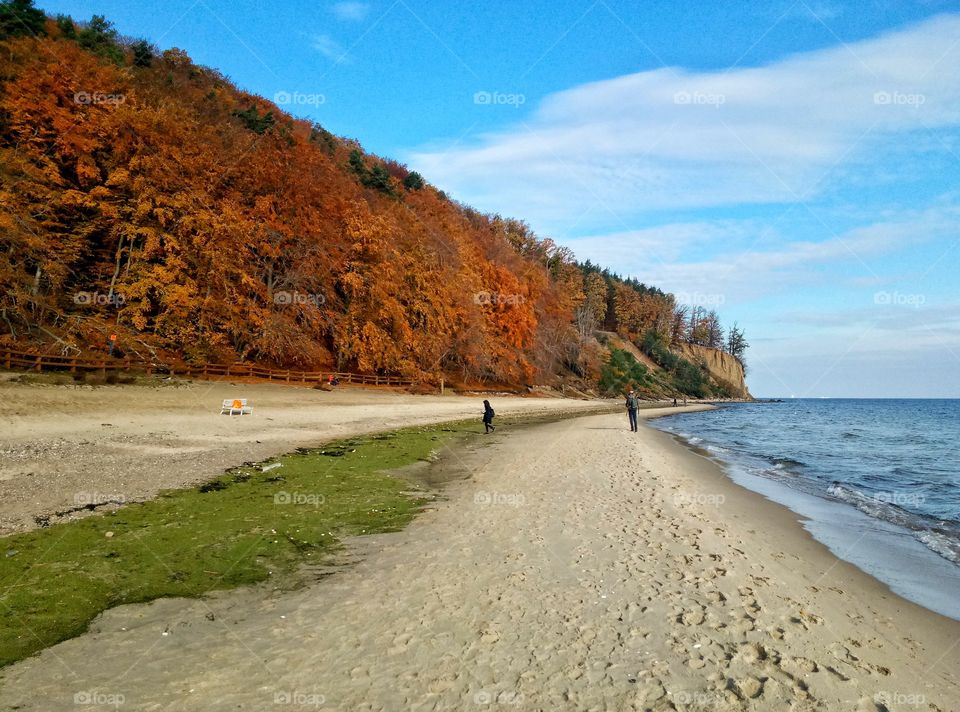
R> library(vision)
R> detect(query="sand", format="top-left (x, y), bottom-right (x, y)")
top-left (1, 409), bottom-right (957, 711)
top-left (0, 377), bottom-right (616, 535)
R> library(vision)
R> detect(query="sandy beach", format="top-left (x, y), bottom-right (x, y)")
top-left (1, 407), bottom-right (957, 711)
top-left (0, 378), bottom-right (616, 535)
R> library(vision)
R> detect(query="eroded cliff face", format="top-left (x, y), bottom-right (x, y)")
top-left (678, 344), bottom-right (752, 399)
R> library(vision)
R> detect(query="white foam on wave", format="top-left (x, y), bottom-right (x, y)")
top-left (828, 484), bottom-right (960, 566)
top-left (917, 531), bottom-right (960, 565)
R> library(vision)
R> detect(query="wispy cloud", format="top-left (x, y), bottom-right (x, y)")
top-left (312, 33), bottom-right (348, 62)
top-left (331, 1), bottom-right (370, 22)
top-left (570, 206), bottom-right (960, 304)
top-left (408, 13), bottom-right (960, 232)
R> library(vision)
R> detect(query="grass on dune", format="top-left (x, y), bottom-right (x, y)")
top-left (0, 423), bottom-right (472, 668)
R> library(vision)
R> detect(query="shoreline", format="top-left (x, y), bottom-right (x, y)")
top-left (651, 408), bottom-right (960, 622)
top-left (1, 409), bottom-right (957, 710)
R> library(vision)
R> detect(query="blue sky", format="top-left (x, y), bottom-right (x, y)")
top-left (38, 0), bottom-right (960, 397)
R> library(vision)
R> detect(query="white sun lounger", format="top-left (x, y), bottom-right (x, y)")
top-left (221, 398), bottom-right (253, 415)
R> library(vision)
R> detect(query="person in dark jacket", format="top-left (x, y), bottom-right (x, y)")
top-left (625, 390), bottom-right (639, 432)
top-left (482, 399), bottom-right (496, 433)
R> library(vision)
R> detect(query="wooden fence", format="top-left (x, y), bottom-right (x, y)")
top-left (0, 348), bottom-right (414, 387)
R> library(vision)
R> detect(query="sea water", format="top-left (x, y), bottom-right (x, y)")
top-left (653, 399), bottom-right (960, 620)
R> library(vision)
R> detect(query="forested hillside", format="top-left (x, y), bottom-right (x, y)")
top-left (0, 1), bottom-right (748, 396)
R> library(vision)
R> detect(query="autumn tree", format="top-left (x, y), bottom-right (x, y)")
top-left (704, 310), bottom-right (724, 349)
top-left (0, 10), bottom-right (746, 392)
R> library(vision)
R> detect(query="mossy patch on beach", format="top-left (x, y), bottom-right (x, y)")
top-left (0, 423), bottom-right (474, 668)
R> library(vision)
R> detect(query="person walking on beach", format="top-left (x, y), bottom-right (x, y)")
top-left (482, 399), bottom-right (496, 433)
top-left (625, 390), bottom-right (639, 432)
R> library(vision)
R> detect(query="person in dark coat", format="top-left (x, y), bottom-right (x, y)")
top-left (482, 399), bottom-right (496, 433)
top-left (625, 390), bottom-right (639, 432)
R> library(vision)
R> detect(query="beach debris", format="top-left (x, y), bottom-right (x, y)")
top-left (262, 462), bottom-right (282, 473)
top-left (104, 531), bottom-right (114, 538)
top-left (733, 676), bottom-right (764, 699)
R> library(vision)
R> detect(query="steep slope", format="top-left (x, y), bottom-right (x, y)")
top-left (0, 22), bottom-right (580, 383)
top-left (678, 344), bottom-right (751, 399)
top-left (0, 6), bottom-right (752, 395)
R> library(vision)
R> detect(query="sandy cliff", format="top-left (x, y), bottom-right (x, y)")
top-left (679, 343), bottom-right (752, 399)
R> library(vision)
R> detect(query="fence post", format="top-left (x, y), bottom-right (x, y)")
top-left (34, 356), bottom-right (41, 372)
top-left (440, 377), bottom-right (444, 395)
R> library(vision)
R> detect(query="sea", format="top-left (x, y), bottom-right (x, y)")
top-left (652, 399), bottom-right (960, 620)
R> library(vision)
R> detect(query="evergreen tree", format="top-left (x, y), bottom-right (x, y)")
top-left (232, 105), bottom-right (275, 134)
top-left (132, 39), bottom-right (154, 67)
top-left (0, 0), bottom-right (46, 39)
top-left (55, 14), bottom-right (75, 38)
top-left (402, 171), bottom-right (424, 190)
top-left (726, 323), bottom-right (749, 369)
top-left (77, 15), bottom-right (124, 65)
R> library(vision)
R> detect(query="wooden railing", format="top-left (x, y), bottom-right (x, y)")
top-left (0, 348), bottom-right (414, 387)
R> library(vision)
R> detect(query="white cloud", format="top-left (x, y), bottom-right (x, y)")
top-left (745, 310), bottom-right (960, 397)
top-left (312, 34), bottom-right (348, 62)
top-left (569, 206), bottom-right (960, 304)
top-left (331, 1), bottom-right (369, 22)
top-left (408, 14), bottom-right (960, 230)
